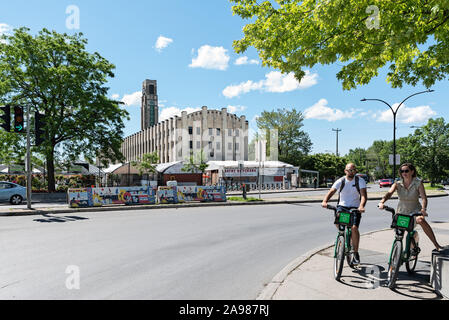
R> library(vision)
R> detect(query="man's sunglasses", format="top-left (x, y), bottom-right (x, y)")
top-left (400, 169), bottom-right (410, 173)
top-left (346, 169), bottom-right (357, 172)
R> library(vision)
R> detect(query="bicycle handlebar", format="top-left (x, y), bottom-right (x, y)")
top-left (326, 205), bottom-right (360, 214)
top-left (379, 205), bottom-right (423, 218)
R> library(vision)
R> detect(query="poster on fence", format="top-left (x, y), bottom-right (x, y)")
top-left (157, 186), bottom-right (178, 204)
top-left (91, 187), bottom-right (156, 206)
top-left (177, 186), bottom-right (226, 203)
top-left (202, 186), bottom-right (227, 202)
top-left (68, 188), bottom-right (92, 208)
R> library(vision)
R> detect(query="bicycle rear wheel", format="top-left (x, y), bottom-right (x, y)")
top-left (406, 237), bottom-right (419, 274)
top-left (388, 240), bottom-right (402, 289)
top-left (334, 234), bottom-right (345, 281)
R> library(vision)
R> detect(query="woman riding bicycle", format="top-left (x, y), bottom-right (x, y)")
top-left (378, 162), bottom-right (444, 251)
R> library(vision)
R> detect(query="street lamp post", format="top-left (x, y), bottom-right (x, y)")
top-left (361, 89), bottom-right (434, 179)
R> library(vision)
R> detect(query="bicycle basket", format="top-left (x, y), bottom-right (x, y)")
top-left (391, 214), bottom-right (414, 232)
top-left (335, 212), bottom-right (351, 226)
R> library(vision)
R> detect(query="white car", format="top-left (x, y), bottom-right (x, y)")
top-left (0, 181), bottom-right (27, 205)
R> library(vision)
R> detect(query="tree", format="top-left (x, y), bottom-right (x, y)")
top-left (231, 0), bottom-right (449, 90)
top-left (301, 153), bottom-right (347, 183)
top-left (410, 118), bottom-right (449, 185)
top-left (182, 150), bottom-right (208, 177)
top-left (131, 152), bottom-right (160, 181)
top-left (346, 148), bottom-right (368, 172)
top-left (0, 130), bottom-right (23, 166)
top-left (0, 28), bottom-right (129, 191)
top-left (256, 108), bottom-right (312, 166)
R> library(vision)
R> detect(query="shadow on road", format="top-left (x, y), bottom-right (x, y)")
top-left (33, 214), bottom-right (89, 223)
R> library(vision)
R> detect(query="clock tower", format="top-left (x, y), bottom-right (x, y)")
top-left (141, 79), bottom-right (158, 130)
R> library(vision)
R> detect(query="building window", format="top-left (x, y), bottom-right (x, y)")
top-left (228, 142), bottom-right (232, 151)
top-left (208, 141), bottom-right (212, 149)
top-left (196, 141), bottom-right (201, 149)
top-left (209, 128), bottom-right (213, 136)
top-left (216, 142), bottom-right (220, 149)
top-left (216, 128), bottom-right (221, 136)
top-left (236, 129), bottom-right (239, 137)
top-left (189, 141), bottom-right (193, 149)
top-left (196, 127), bottom-right (201, 135)
top-left (189, 126), bottom-right (193, 135)
top-left (228, 129), bottom-right (232, 137)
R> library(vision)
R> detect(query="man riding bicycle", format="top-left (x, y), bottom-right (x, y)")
top-left (322, 163), bottom-right (368, 265)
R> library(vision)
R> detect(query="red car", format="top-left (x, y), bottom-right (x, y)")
top-left (379, 179), bottom-right (394, 188)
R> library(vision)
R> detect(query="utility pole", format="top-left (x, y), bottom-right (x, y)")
top-left (332, 128), bottom-right (342, 157)
top-left (26, 104), bottom-right (32, 210)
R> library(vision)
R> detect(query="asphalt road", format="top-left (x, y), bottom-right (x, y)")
top-left (1, 196), bottom-right (448, 300)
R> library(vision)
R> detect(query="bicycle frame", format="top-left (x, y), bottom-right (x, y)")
top-left (334, 225), bottom-right (352, 258)
top-left (388, 228), bottom-right (416, 265)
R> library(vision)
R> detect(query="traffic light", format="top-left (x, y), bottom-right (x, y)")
top-left (14, 106), bottom-right (24, 133)
top-left (0, 105), bottom-right (11, 132)
top-left (35, 112), bottom-right (46, 146)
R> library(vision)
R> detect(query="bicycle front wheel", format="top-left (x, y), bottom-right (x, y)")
top-left (346, 229), bottom-right (354, 269)
top-left (388, 240), bottom-right (402, 289)
top-left (334, 234), bottom-right (345, 281)
top-left (406, 237), bottom-right (418, 274)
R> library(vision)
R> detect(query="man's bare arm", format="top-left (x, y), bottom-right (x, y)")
top-left (322, 189), bottom-right (337, 207)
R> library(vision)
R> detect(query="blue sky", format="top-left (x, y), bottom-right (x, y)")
top-left (1, 0), bottom-right (448, 156)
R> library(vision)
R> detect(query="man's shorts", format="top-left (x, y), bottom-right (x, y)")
top-left (337, 205), bottom-right (362, 228)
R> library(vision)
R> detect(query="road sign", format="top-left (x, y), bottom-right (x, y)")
top-left (389, 154), bottom-right (401, 165)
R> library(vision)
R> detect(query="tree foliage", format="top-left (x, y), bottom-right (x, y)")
top-left (301, 153), bottom-right (347, 182)
top-left (0, 27), bottom-right (129, 191)
top-left (256, 107), bottom-right (312, 166)
top-left (410, 118), bottom-right (449, 184)
top-left (231, 0), bottom-right (449, 90)
top-left (131, 152), bottom-right (160, 179)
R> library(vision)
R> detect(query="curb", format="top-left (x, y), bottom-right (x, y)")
top-left (1, 193), bottom-right (447, 217)
top-left (256, 228), bottom-right (392, 300)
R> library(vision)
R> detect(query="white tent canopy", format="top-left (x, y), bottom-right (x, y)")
top-left (206, 160), bottom-right (294, 171)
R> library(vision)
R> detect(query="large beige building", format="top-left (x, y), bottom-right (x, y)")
top-left (120, 80), bottom-right (249, 164)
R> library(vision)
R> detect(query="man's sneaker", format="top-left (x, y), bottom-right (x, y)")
top-left (352, 252), bottom-right (360, 265)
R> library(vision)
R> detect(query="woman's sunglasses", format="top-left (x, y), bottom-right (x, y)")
top-left (400, 169), bottom-right (410, 173)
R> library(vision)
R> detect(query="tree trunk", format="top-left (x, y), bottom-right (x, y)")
top-left (46, 146), bottom-right (56, 192)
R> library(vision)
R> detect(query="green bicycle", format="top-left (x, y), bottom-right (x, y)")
top-left (382, 205), bottom-right (422, 289)
top-left (327, 205), bottom-right (359, 281)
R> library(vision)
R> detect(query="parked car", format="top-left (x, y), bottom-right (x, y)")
top-left (379, 179), bottom-right (394, 188)
top-left (0, 181), bottom-right (26, 205)
top-left (442, 179), bottom-right (449, 186)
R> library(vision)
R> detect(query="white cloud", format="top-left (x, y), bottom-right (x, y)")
top-left (235, 56), bottom-right (259, 65)
top-left (227, 105), bottom-right (246, 113)
top-left (121, 91), bottom-right (142, 106)
top-left (304, 99), bottom-right (356, 122)
top-left (375, 104), bottom-right (437, 124)
top-left (0, 23), bottom-right (12, 43)
top-left (189, 45), bottom-right (230, 71)
top-left (222, 71), bottom-right (318, 98)
top-left (159, 106), bottom-right (201, 122)
top-left (111, 93), bottom-right (120, 100)
top-left (155, 35), bottom-right (173, 52)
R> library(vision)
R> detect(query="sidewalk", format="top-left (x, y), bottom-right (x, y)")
top-left (259, 222), bottom-right (449, 300)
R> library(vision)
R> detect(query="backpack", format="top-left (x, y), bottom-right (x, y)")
top-left (337, 176), bottom-right (360, 205)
